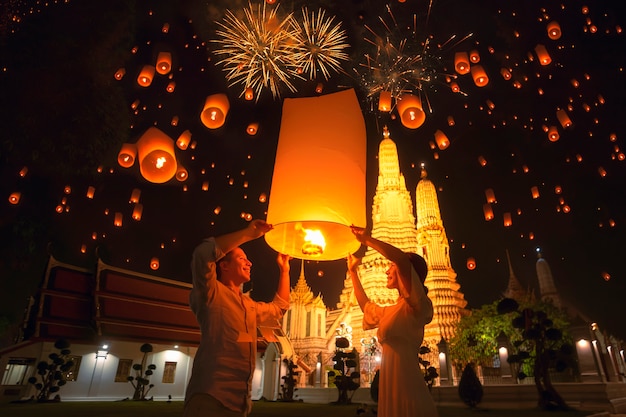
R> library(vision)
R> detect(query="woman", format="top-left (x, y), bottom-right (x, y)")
top-left (348, 226), bottom-right (438, 417)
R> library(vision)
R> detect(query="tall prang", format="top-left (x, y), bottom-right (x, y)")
top-left (334, 127), bottom-right (467, 356)
top-left (414, 166), bottom-right (468, 346)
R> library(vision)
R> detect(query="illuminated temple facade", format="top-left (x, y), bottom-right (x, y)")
top-left (282, 127), bottom-right (469, 385)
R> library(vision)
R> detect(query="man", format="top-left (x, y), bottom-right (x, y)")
top-left (184, 219), bottom-right (291, 417)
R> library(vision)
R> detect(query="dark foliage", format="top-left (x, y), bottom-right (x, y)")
top-left (328, 337), bottom-right (360, 405)
top-left (278, 358), bottom-right (299, 402)
top-left (127, 343), bottom-right (156, 400)
top-left (27, 338), bottom-right (73, 402)
top-left (458, 363), bottom-right (483, 408)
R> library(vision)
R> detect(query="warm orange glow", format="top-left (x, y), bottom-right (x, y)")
top-left (556, 109), bottom-right (572, 128)
top-left (466, 257), bottom-right (476, 270)
top-left (535, 44), bottom-right (552, 65)
top-left (137, 65), bottom-right (155, 87)
top-left (130, 188), bottom-right (141, 204)
top-left (265, 89), bottom-right (366, 261)
top-left (469, 49), bottom-right (480, 63)
top-left (132, 204), bottom-right (143, 221)
top-left (450, 82), bottom-right (460, 93)
top-left (114, 68), bottom-right (126, 80)
top-left (244, 87), bottom-right (254, 101)
top-left (434, 129), bottom-right (450, 150)
top-left (503, 212), bottom-right (512, 227)
top-left (166, 81), bottom-right (176, 93)
top-left (176, 166), bottom-right (188, 181)
top-left (114, 212), bottom-right (123, 227)
top-left (531, 186), bottom-right (540, 199)
top-left (200, 94), bottom-right (230, 129)
top-left (471, 65), bottom-right (489, 87)
top-left (246, 123), bottom-right (259, 135)
top-left (548, 125), bottom-right (560, 142)
top-left (396, 94), bottom-right (425, 129)
top-left (117, 143), bottom-right (137, 168)
top-left (171, 115), bottom-right (179, 126)
top-left (8, 192), bottom-right (21, 204)
top-left (378, 90), bottom-right (392, 112)
top-left (478, 156), bottom-right (487, 167)
top-left (315, 83), bottom-right (324, 93)
top-left (156, 51), bottom-right (172, 75)
top-left (19, 166), bottom-right (28, 177)
top-left (447, 116), bottom-right (455, 126)
top-left (150, 257), bottom-right (160, 270)
top-left (162, 23), bottom-right (170, 33)
top-left (547, 21), bottom-right (562, 39)
top-left (483, 204), bottom-right (494, 221)
top-left (136, 127), bottom-right (177, 183)
top-left (485, 188), bottom-right (496, 203)
top-left (87, 186), bottom-right (95, 199)
top-left (302, 228), bottom-right (327, 256)
top-left (500, 67), bottom-right (512, 80)
top-left (176, 130), bottom-right (192, 150)
top-left (454, 51), bottom-right (470, 75)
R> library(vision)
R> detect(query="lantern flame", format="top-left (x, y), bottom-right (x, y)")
top-left (302, 229), bottom-right (326, 256)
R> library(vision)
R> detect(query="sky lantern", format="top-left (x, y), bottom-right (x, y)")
top-left (531, 186), bottom-right (540, 199)
top-left (176, 130), bottom-right (191, 150)
top-left (547, 21), bottom-right (562, 39)
top-left (114, 68), bottom-right (126, 80)
top-left (548, 125), bottom-right (560, 142)
top-left (8, 192), bottom-right (21, 205)
top-left (129, 188), bottom-right (141, 204)
top-left (483, 203), bottom-right (494, 221)
top-left (150, 257), bottom-right (160, 270)
top-left (244, 87), bottom-right (254, 101)
top-left (500, 67), bottom-right (512, 80)
top-left (556, 109), bottom-right (573, 128)
top-left (454, 51), bottom-right (470, 75)
top-left (535, 44), bottom-right (552, 65)
top-left (466, 257), bottom-right (476, 270)
top-left (470, 65), bottom-right (489, 87)
top-left (396, 94), bottom-right (426, 129)
top-left (485, 188), bottom-right (496, 203)
top-left (155, 51), bottom-right (172, 75)
top-left (200, 93), bottom-right (230, 129)
top-left (265, 88), bottom-right (366, 261)
top-left (114, 212), bottom-right (123, 227)
top-left (117, 143), bottom-right (137, 168)
top-left (378, 90), bottom-right (392, 112)
top-left (175, 166), bottom-right (188, 181)
top-left (86, 186), bottom-right (95, 199)
top-left (166, 81), bottom-right (176, 93)
top-left (447, 116), bottom-right (455, 126)
top-left (434, 129), bottom-right (450, 150)
top-left (137, 65), bottom-right (155, 87)
top-left (469, 49), bottom-right (480, 63)
top-left (449, 82), bottom-right (460, 93)
top-left (136, 127), bottom-right (178, 183)
top-left (19, 166), bottom-right (28, 177)
top-left (315, 83), bottom-right (324, 94)
top-left (202, 181), bottom-right (209, 191)
top-left (503, 212), bottom-right (512, 227)
top-left (132, 204), bottom-right (143, 221)
top-left (478, 155), bottom-right (487, 167)
top-left (246, 123), bottom-right (259, 135)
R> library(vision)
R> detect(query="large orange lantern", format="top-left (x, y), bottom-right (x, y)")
top-left (454, 52), bottom-right (470, 75)
top-left (434, 129), bottom-right (450, 150)
top-left (265, 88), bottom-right (366, 261)
top-left (200, 93), bottom-right (230, 129)
top-left (378, 91), bottom-right (392, 112)
top-left (117, 143), bottom-right (137, 168)
top-left (471, 65), bottom-right (489, 87)
top-left (547, 21), bottom-right (562, 40)
top-left (137, 65), bottom-right (155, 87)
top-left (136, 127), bottom-right (177, 183)
top-left (535, 44), bottom-right (552, 66)
top-left (8, 192), bottom-right (21, 205)
top-left (156, 51), bottom-right (172, 75)
top-left (396, 94), bottom-right (426, 129)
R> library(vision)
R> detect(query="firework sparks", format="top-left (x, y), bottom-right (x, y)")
top-left (292, 7), bottom-right (350, 81)
top-left (212, 2), bottom-right (302, 100)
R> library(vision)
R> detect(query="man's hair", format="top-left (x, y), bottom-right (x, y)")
top-left (407, 252), bottom-right (428, 283)
top-left (216, 250), bottom-right (235, 282)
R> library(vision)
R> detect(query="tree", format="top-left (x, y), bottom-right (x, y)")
top-left (27, 339), bottom-right (74, 402)
top-left (127, 343), bottom-right (156, 400)
top-left (458, 363), bottom-right (483, 408)
top-left (418, 345), bottom-right (439, 390)
top-left (497, 297), bottom-right (574, 411)
top-left (328, 336), bottom-right (360, 405)
top-left (278, 358), bottom-right (299, 402)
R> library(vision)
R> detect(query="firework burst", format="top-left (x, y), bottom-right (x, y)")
top-left (292, 7), bottom-right (350, 81)
top-left (356, 3), bottom-right (471, 113)
top-left (212, 2), bottom-right (302, 100)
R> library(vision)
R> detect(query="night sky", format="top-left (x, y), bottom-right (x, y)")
top-left (1, 0), bottom-right (625, 342)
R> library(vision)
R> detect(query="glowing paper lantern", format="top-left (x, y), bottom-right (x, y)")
top-left (483, 204), bottom-right (494, 221)
top-left (114, 68), bottom-right (126, 80)
top-left (8, 192), bottom-right (21, 204)
top-left (396, 94), bottom-right (426, 129)
top-left (150, 257), bottom-right (160, 270)
top-left (535, 44), bottom-right (552, 65)
top-left (86, 186), bottom-right (95, 199)
top-left (315, 83), bottom-right (324, 93)
top-left (137, 65), bottom-right (155, 87)
top-left (132, 204), bottom-right (143, 221)
top-left (117, 143), bottom-right (137, 168)
top-left (548, 126), bottom-right (560, 142)
top-left (450, 82), bottom-right (460, 93)
top-left (469, 49), bottom-right (480, 63)
top-left (114, 212), bottom-right (123, 227)
top-left (531, 186), bottom-right (540, 199)
top-left (200, 94), bottom-right (230, 129)
top-left (176, 130), bottom-right (192, 150)
top-left (130, 188), bottom-right (141, 204)
top-left (155, 51), bottom-right (172, 75)
top-left (176, 166), bottom-right (188, 182)
top-left (136, 127), bottom-right (177, 183)
top-left (19, 166), bottom-right (28, 177)
top-left (434, 129), bottom-right (450, 150)
top-left (166, 81), bottom-right (176, 93)
top-left (265, 88), bottom-right (366, 261)
top-left (485, 188), bottom-right (496, 203)
top-left (246, 123), bottom-right (259, 135)
top-left (556, 109), bottom-right (572, 128)
top-left (454, 51), bottom-right (470, 75)
top-left (500, 67), bottom-right (512, 80)
top-left (244, 87), bottom-right (254, 101)
top-left (378, 91), bottom-right (392, 112)
top-left (470, 65), bottom-right (489, 87)
top-left (503, 212), bottom-right (512, 227)
top-left (547, 21), bottom-right (562, 40)
top-left (466, 257), bottom-right (476, 270)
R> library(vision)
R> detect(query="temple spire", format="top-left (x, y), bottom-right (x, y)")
top-left (503, 249), bottom-right (527, 301)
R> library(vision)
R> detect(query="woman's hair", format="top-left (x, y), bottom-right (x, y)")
top-left (407, 253), bottom-right (428, 283)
